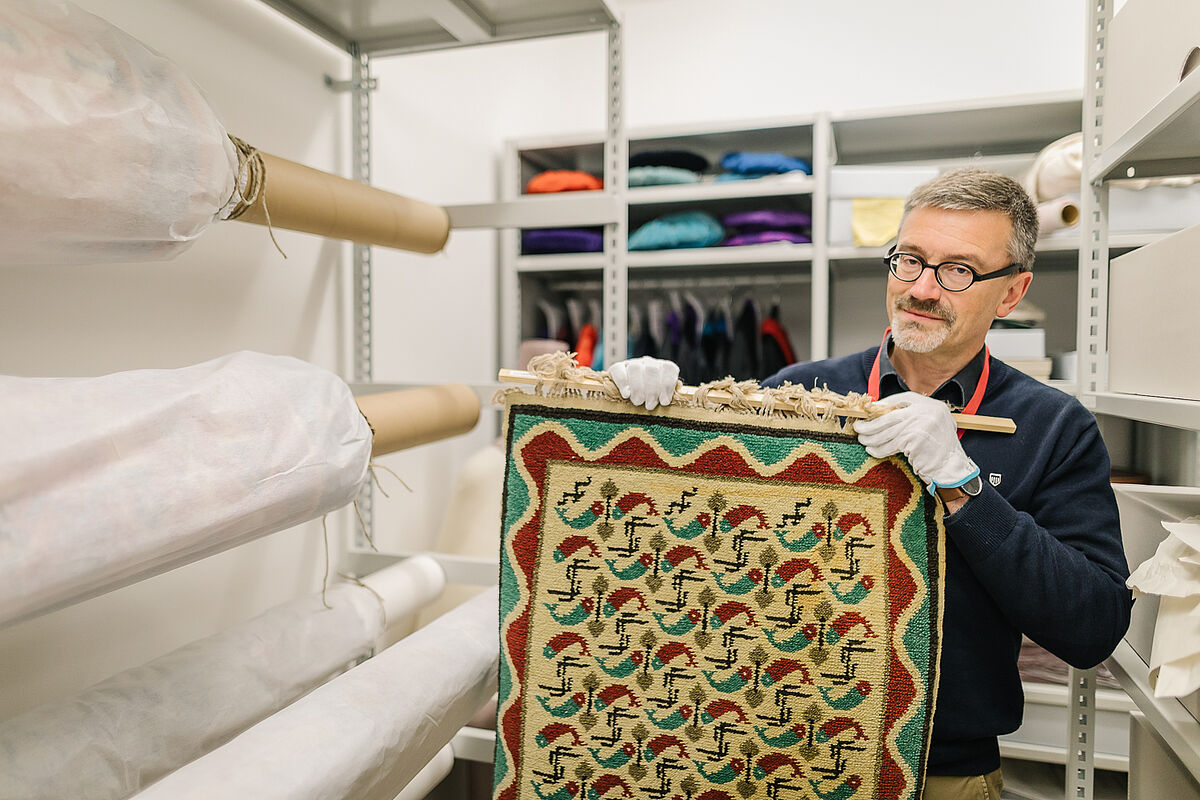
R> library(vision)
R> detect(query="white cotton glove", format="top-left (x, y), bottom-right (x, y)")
top-left (608, 356), bottom-right (680, 411)
top-left (852, 391), bottom-right (979, 491)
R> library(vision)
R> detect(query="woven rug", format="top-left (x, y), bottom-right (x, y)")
top-left (495, 391), bottom-right (944, 800)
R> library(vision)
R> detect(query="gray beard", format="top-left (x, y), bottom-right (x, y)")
top-left (891, 321), bottom-right (950, 353)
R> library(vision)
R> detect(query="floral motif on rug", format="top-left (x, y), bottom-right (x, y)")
top-left (494, 395), bottom-right (944, 800)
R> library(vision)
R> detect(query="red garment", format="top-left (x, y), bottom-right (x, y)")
top-left (525, 170), bottom-right (603, 194)
top-left (575, 323), bottom-right (598, 367)
top-left (760, 316), bottom-right (796, 365)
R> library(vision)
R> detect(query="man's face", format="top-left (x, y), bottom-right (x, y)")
top-left (886, 206), bottom-right (1032, 361)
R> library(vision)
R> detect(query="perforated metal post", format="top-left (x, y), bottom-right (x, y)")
top-left (602, 20), bottom-right (627, 370)
top-left (1078, 0), bottom-right (1113, 404)
top-left (351, 44), bottom-right (375, 547)
top-left (810, 114), bottom-right (832, 361)
top-left (1066, 667), bottom-right (1099, 800)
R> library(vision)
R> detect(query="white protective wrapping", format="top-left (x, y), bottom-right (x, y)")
top-left (0, 0), bottom-right (238, 265)
top-left (1127, 516), bottom-right (1200, 697)
top-left (131, 588), bottom-right (500, 800)
top-left (0, 557), bottom-right (446, 800)
top-left (0, 351), bottom-right (373, 627)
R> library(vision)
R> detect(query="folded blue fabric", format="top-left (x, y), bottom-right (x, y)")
top-left (628, 165), bottom-right (702, 187)
top-left (628, 211), bottom-right (724, 251)
top-left (720, 152), bottom-right (811, 175)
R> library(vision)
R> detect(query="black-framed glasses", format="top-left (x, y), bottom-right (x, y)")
top-left (884, 250), bottom-right (1022, 292)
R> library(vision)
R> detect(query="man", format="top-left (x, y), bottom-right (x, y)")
top-left (609, 168), bottom-right (1132, 800)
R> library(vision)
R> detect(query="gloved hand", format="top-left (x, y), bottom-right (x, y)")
top-left (852, 391), bottom-right (979, 491)
top-left (608, 356), bottom-right (680, 411)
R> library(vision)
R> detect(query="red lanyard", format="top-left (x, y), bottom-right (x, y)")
top-left (868, 328), bottom-right (989, 440)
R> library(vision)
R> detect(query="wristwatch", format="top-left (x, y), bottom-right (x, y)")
top-left (936, 474), bottom-right (983, 505)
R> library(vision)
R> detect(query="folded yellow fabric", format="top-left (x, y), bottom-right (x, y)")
top-left (851, 197), bottom-right (906, 247)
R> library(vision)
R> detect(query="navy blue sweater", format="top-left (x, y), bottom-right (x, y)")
top-left (764, 345), bottom-right (1133, 776)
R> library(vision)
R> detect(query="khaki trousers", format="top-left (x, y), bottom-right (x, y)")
top-left (922, 768), bottom-right (1004, 800)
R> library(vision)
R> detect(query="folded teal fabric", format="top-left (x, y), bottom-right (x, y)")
top-left (628, 211), bottom-right (724, 251)
top-left (628, 165), bottom-right (701, 187)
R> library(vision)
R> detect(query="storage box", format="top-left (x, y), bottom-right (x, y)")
top-left (829, 166), bottom-right (939, 246)
top-left (986, 327), bottom-right (1046, 359)
top-left (1111, 182), bottom-right (1200, 233)
top-left (1112, 484), bottom-right (1200, 726)
top-left (1108, 221), bottom-right (1200, 400)
top-left (1104, 0), bottom-right (1200, 146)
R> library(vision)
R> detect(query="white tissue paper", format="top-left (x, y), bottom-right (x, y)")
top-left (131, 588), bottom-right (500, 800)
top-left (1127, 516), bottom-right (1200, 697)
top-left (0, 582), bottom-right (385, 800)
top-left (0, 0), bottom-right (238, 265)
top-left (0, 351), bottom-right (373, 627)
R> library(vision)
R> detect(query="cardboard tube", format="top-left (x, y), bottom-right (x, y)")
top-left (356, 384), bottom-right (480, 456)
top-left (1036, 196), bottom-right (1080, 236)
top-left (236, 151), bottom-right (450, 254)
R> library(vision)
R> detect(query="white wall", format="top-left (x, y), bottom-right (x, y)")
top-left (0, 0), bottom-right (353, 719)
top-left (0, 0), bottom-right (1085, 732)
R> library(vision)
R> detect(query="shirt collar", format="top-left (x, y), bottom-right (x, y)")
top-left (877, 333), bottom-right (987, 408)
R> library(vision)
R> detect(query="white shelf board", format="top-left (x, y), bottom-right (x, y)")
top-left (257, 0), bottom-right (616, 55)
top-left (1107, 638), bottom-right (1200, 785)
top-left (629, 242), bottom-right (813, 269)
top-left (1020, 680), bottom-right (1136, 712)
top-left (627, 175), bottom-right (814, 205)
top-left (1090, 66), bottom-right (1200, 183)
top-left (341, 551), bottom-right (498, 586)
top-left (516, 253), bottom-right (604, 273)
top-left (1087, 391), bottom-right (1200, 431)
top-left (452, 727), bottom-right (497, 763)
top-left (448, 193), bottom-right (620, 229)
top-left (830, 91), bottom-right (1081, 164)
top-left (997, 739), bottom-right (1129, 772)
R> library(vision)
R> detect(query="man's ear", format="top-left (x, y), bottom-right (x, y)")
top-left (994, 271), bottom-right (1034, 318)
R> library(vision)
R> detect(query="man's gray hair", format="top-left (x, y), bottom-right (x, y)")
top-left (904, 167), bottom-right (1038, 272)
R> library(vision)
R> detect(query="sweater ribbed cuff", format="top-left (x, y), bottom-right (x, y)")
top-left (943, 481), bottom-right (1018, 561)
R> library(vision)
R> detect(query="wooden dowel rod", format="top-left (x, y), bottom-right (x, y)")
top-left (497, 369), bottom-right (1016, 435)
top-left (356, 384), bottom-right (481, 457)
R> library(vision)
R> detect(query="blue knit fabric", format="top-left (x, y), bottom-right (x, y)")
top-left (628, 211), bottom-right (724, 251)
top-left (720, 151), bottom-right (811, 175)
top-left (628, 165), bottom-right (701, 187)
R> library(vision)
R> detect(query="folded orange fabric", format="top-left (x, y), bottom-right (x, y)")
top-left (525, 170), bottom-right (603, 194)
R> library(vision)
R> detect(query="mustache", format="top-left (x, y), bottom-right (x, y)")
top-left (894, 296), bottom-right (954, 322)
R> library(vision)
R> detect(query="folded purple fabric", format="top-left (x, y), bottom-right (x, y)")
top-left (723, 231), bottom-right (812, 247)
top-left (721, 209), bottom-right (812, 231)
top-left (521, 228), bottom-right (604, 254)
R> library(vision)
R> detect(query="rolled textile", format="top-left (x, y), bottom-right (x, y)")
top-left (132, 588), bottom-right (500, 800)
top-left (356, 384), bottom-right (481, 457)
top-left (0, 557), bottom-right (445, 800)
top-left (1022, 132), bottom-right (1083, 203)
top-left (0, 0), bottom-right (449, 265)
top-left (0, 0), bottom-right (237, 264)
top-left (1036, 196), bottom-right (1081, 236)
top-left (0, 351), bottom-right (372, 627)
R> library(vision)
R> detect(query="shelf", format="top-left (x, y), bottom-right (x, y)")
top-left (1107, 638), bottom-right (1200, 785)
top-left (452, 726), bottom-right (496, 763)
top-left (516, 242), bottom-right (814, 273)
top-left (515, 253), bottom-right (603, 272)
top-left (830, 92), bottom-right (1082, 164)
top-left (1090, 67), bottom-right (1200, 183)
top-left (256, 0), bottom-right (617, 55)
top-left (447, 193), bottom-right (620, 229)
top-left (342, 551), bottom-right (499, 587)
top-left (627, 174), bottom-right (814, 205)
top-left (998, 740), bottom-right (1129, 772)
top-left (1087, 392), bottom-right (1200, 432)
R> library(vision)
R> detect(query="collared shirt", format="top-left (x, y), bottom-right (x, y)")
top-left (876, 333), bottom-right (986, 408)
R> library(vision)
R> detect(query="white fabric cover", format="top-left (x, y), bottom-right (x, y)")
top-left (131, 588), bottom-right (500, 800)
top-left (1127, 516), bottom-right (1200, 698)
top-left (0, 351), bottom-right (373, 627)
top-left (0, 0), bottom-right (237, 265)
top-left (0, 582), bottom-right (384, 800)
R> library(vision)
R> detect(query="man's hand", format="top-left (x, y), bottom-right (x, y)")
top-left (852, 391), bottom-right (979, 491)
top-left (608, 357), bottom-right (680, 411)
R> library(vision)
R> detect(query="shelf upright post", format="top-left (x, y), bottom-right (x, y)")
top-left (811, 113), bottom-right (833, 361)
top-left (351, 42), bottom-right (375, 548)
top-left (1078, 0), bottom-right (1113, 406)
top-left (602, 17), bottom-right (628, 370)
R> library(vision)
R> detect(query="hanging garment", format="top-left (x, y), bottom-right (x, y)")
top-left (699, 304), bottom-right (731, 381)
top-left (574, 323), bottom-right (598, 368)
top-left (524, 170), bottom-right (602, 194)
top-left (761, 304), bottom-right (799, 376)
top-left (727, 296), bottom-right (762, 380)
